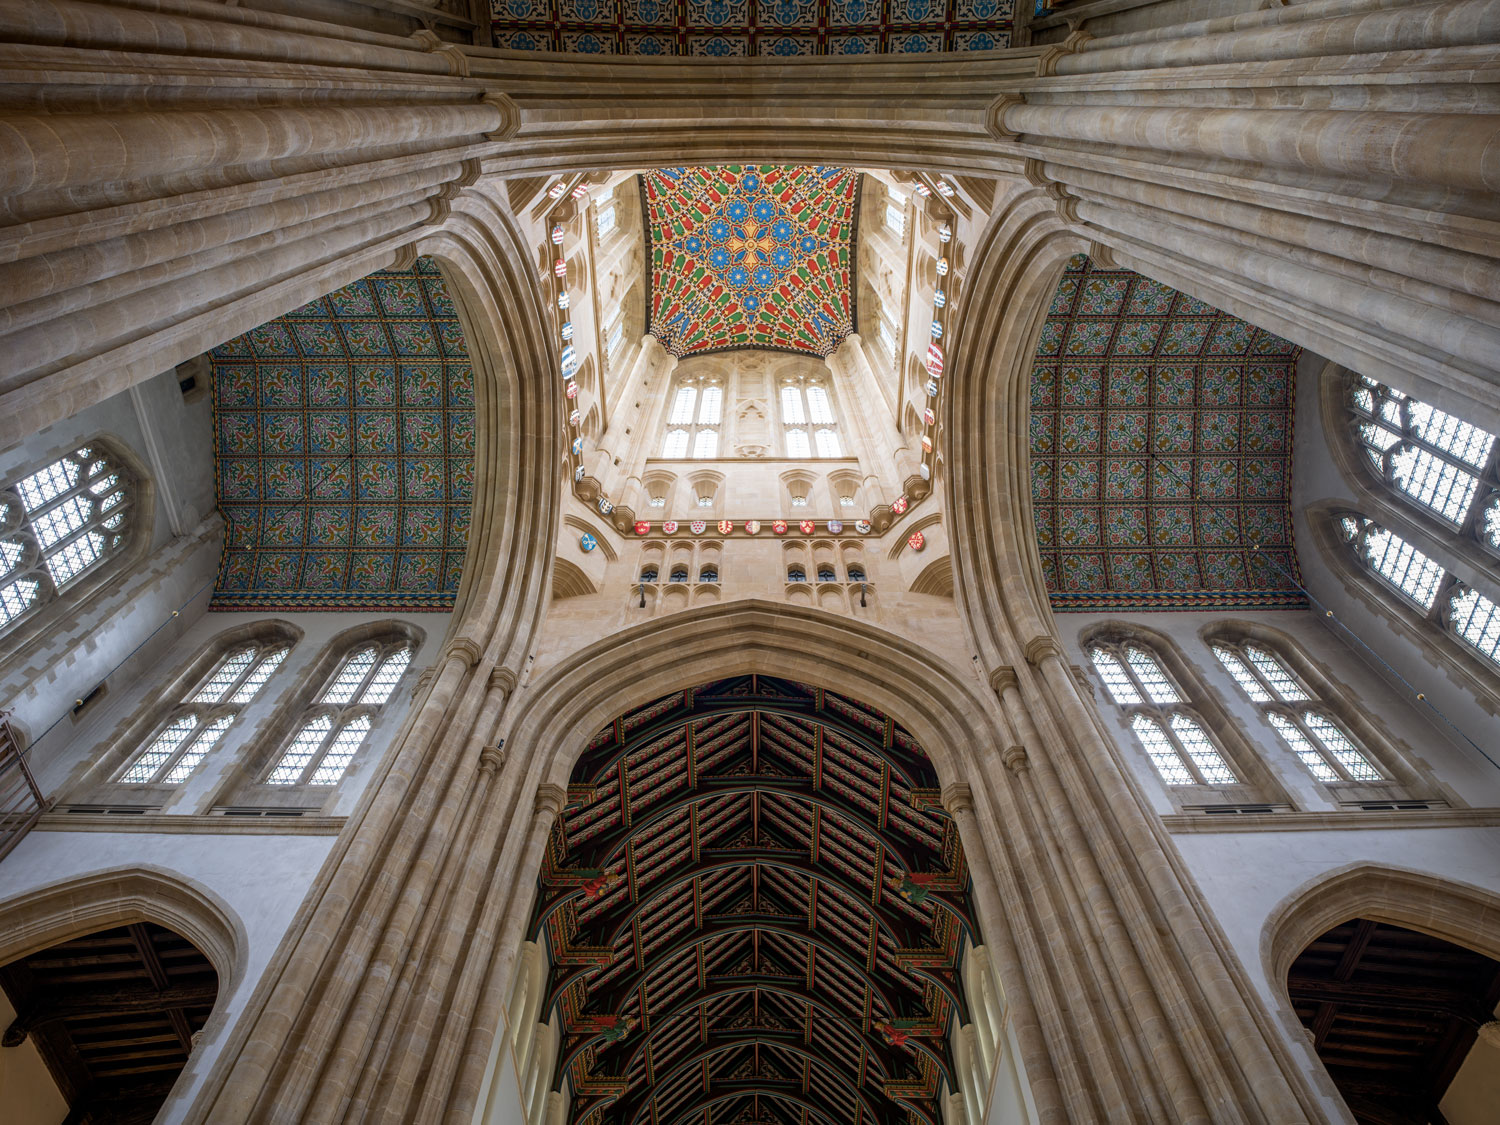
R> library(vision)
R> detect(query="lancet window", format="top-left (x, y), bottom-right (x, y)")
top-left (266, 640), bottom-right (412, 786)
top-left (1349, 376), bottom-right (1500, 547)
top-left (0, 444), bottom-right (134, 635)
top-left (118, 640), bottom-right (290, 785)
top-left (1212, 640), bottom-right (1384, 783)
top-left (1089, 641), bottom-right (1238, 786)
top-left (661, 378), bottom-right (722, 460)
top-left (1340, 514), bottom-right (1500, 670)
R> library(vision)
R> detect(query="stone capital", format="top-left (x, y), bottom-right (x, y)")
top-left (409, 29), bottom-right (470, 77)
top-left (1023, 635), bottom-right (1063, 667)
top-left (985, 93), bottom-right (1024, 141)
top-left (488, 666), bottom-right (518, 694)
top-left (1001, 745), bottom-right (1029, 773)
top-left (534, 783), bottom-right (567, 820)
top-left (1088, 240), bottom-right (1121, 270)
top-left (988, 666), bottom-right (1019, 697)
top-left (478, 743), bottom-right (506, 774)
top-left (481, 91), bottom-right (521, 141)
top-left (446, 636), bottom-right (484, 668)
top-left (940, 782), bottom-right (975, 817)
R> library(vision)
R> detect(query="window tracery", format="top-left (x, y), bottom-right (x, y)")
top-left (1088, 641), bottom-right (1237, 786)
top-left (1212, 640), bottom-right (1384, 783)
top-left (118, 640), bottom-right (289, 785)
top-left (266, 640), bottom-right (412, 786)
top-left (0, 445), bottom-right (134, 635)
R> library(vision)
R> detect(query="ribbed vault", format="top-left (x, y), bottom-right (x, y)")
top-left (528, 675), bottom-right (979, 1125)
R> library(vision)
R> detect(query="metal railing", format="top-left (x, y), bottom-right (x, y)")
top-left (0, 714), bottom-right (46, 862)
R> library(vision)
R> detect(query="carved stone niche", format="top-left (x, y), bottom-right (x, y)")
top-left (736, 399), bottom-right (769, 457)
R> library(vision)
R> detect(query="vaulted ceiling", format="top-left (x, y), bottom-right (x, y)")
top-left (1030, 254), bottom-right (1304, 610)
top-left (210, 258), bottom-right (473, 611)
top-left (491, 0), bottom-right (1015, 56)
top-left (642, 165), bottom-right (859, 358)
top-left (531, 676), bottom-right (977, 1125)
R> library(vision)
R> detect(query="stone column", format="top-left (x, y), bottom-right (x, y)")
top-left (600, 334), bottom-right (676, 511)
top-left (826, 334), bottom-right (910, 500)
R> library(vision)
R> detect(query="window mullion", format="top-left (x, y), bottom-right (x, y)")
top-left (1289, 708), bottom-right (1349, 783)
top-left (300, 712), bottom-right (343, 786)
top-left (1161, 708), bottom-right (1207, 786)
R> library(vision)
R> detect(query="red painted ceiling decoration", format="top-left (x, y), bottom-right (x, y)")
top-left (642, 166), bottom-right (859, 358)
top-left (529, 675), bottom-right (979, 1125)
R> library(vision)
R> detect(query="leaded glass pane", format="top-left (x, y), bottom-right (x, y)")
top-left (193, 648), bottom-right (257, 703)
top-left (693, 429), bottom-right (719, 459)
top-left (121, 715), bottom-right (198, 783)
top-left (0, 540), bottom-right (23, 575)
top-left (1302, 712), bottom-right (1384, 781)
top-left (786, 429), bottom-right (811, 459)
top-left (161, 715), bottom-right (234, 784)
top-left (669, 386), bottom-right (697, 426)
top-left (0, 578), bottom-right (39, 625)
top-left (1388, 444), bottom-right (1479, 524)
top-left (46, 530), bottom-right (104, 586)
top-left (885, 201), bottom-right (905, 236)
top-left (1125, 647), bottom-right (1180, 704)
top-left (807, 386), bottom-right (835, 426)
top-left (698, 386), bottom-right (722, 426)
top-left (1090, 650), bottom-right (1141, 705)
top-left (1408, 400), bottom-right (1494, 468)
top-left (230, 647), bottom-right (288, 703)
top-left (781, 386), bottom-right (806, 425)
top-left (1169, 715), bottom-right (1237, 784)
top-left (1450, 586), bottom-right (1500, 665)
top-left (662, 429), bottom-right (689, 458)
top-left (596, 203), bottom-right (616, 236)
top-left (1267, 713), bottom-right (1339, 782)
top-left (16, 459), bottom-right (78, 510)
top-left (360, 648), bottom-right (412, 705)
top-left (310, 715), bottom-right (374, 785)
top-left (322, 648), bottom-right (377, 704)
top-left (1213, 647), bottom-right (1272, 702)
top-left (268, 715), bottom-right (333, 784)
top-left (1483, 499), bottom-right (1500, 550)
top-left (1359, 524), bottom-right (1445, 610)
top-left (1244, 646), bottom-right (1309, 701)
top-left (1129, 715), bottom-right (1193, 785)
top-left (815, 429), bottom-right (841, 458)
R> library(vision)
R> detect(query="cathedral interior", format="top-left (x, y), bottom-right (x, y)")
top-left (0, 1), bottom-right (1499, 1123)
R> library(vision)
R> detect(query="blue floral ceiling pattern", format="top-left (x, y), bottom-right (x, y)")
top-left (1031, 255), bottom-right (1303, 610)
top-left (210, 258), bottom-right (473, 611)
top-left (491, 0), bottom-right (1013, 55)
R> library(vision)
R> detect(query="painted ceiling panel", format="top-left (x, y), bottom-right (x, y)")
top-left (210, 258), bottom-right (473, 611)
top-left (643, 164), bottom-right (859, 358)
top-left (492, 0), bottom-right (1014, 55)
top-left (1031, 254), bottom-right (1303, 610)
top-left (532, 676), bottom-right (975, 1125)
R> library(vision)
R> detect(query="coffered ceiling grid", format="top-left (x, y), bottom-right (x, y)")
top-left (491, 0), bottom-right (1015, 56)
top-left (529, 676), bottom-right (975, 1125)
top-left (209, 258), bottom-right (474, 611)
top-left (1030, 253), bottom-right (1304, 611)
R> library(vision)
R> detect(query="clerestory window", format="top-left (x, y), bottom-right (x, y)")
top-left (118, 640), bottom-right (289, 785)
top-left (0, 444), bottom-right (134, 636)
top-left (780, 382), bottom-right (842, 459)
top-left (1212, 640), bottom-right (1384, 783)
top-left (266, 641), bottom-right (412, 786)
top-left (1089, 641), bottom-right (1237, 786)
top-left (662, 380), bottom-right (722, 459)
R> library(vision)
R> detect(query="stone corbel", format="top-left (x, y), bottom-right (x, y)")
top-left (412, 666), bottom-right (437, 699)
top-left (1088, 240), bottom-right (1122, 270)
top-left (940, 782), bottom-right (974, 817)
top-left (481, 92), bottom-right (522, 141)
top-left (985, 93), bottom-right (1025, 141)
top-left (478, 742), bottom-right (506, 775)
top-left (534, 783), bottom-right (567, 820)
top-left (446, 636), bottom-right (484, 668)
top-left (409, 29), bottom-right (470, 77)
top-left (1022, 635), bottom-right (1062, 667)
top-left (1001, 745), bottom-right (1029, 773)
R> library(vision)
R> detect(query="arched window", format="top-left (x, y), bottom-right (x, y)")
top-left (1349, 376), bottom-right (1498, 531)
top-left (0, 444), bottom-right (134, 635)
top-left (847, 565), bottom-right (867, 582)
top-left (698, 566), bottom-right (719, 583)
top-left (266, 641), bottom-right (412, 786)
top-left (118, 640), bottom-right (290, 785)
top-left (1340, 514), bottom-right (1500, 669)
top-left (640, 566), bottom-right (659, 583)
top-left (1088, 641), bottom-right (1237, 786)
top-left (1212, 640), bottom-right (1384, 783)
top-left (787, 566), bottom-right (806, 583)
top-left (661, 379), bottom-right (722, 459)
top-left (669, 566), bottom-right (688, 583)
top-left (780, 381), bottom-right (842, 458)
top-left (817, 566), bottom-right (837, 583)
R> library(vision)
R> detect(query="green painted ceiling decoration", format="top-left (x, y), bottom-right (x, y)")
top-left (642, 165), bottom-right (859, 358)
top-left (209, 258), bottom-right (474, 611)
top-left (1030, 254), bottom-right (1303, 610)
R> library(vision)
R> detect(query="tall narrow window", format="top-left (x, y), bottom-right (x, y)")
top-left (1350, 376), bottom-right (1498, 530)
top-left (815, 429), bottom-right (842, 458)
top-left (785, 429), bottom-right (811, 459)
top-left (119, 641), bottom-right (289, 785)
top-left (885, 200), bottom-right (905, 238)
top-left (267, 641), bottom-right (412, 786)
top-left (781, 382), bottom-right (841, 458)
top-left (1213, 641), bottom-right (1384, 783)
top-left (0, 445), bottom-right (134, 634)
top-left (780, 385), bottom-right (806, 425)
top-left (1089, 641), bottom-right (1237, 786)
top-left (596, 202), bottom-right (617, 237)
top-left (877, 319), bottom-right (897, 362)
top-left (661, 379), bottom-right (721, 459)
top-left (605, 319), bottom-right (624, 363)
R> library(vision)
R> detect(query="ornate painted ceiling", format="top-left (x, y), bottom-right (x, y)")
top-left (491, 0), bottom-right (1014, 56)
top-left (210, 258), bottom-right (473, 611)
top-left (530, 676), bottom-right (977, 1125)
top-left (642, 165), bottom-right (859, 359)
top-left (1030, 254), bottom-right (1303, 610)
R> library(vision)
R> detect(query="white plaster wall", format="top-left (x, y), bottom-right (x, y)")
top-left (0, 830), bottom-right (336, 1125)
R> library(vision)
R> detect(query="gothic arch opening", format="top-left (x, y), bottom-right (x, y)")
top-left (517, 674), bottom-right (997, 1125)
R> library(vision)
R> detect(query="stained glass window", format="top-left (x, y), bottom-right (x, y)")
top-left (1214, 641), bottom-right (1384, 783)
top-left (0, 445), bottom-right (134, 636)
top-left (118, 641), bottom-right (289, 785)
top-left (1090, 641), bottom-right (1238, 787)
top-left (1350, 376), bottom-right (1499, 532)
top-left (266, 641), bottom-right (412, 786)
